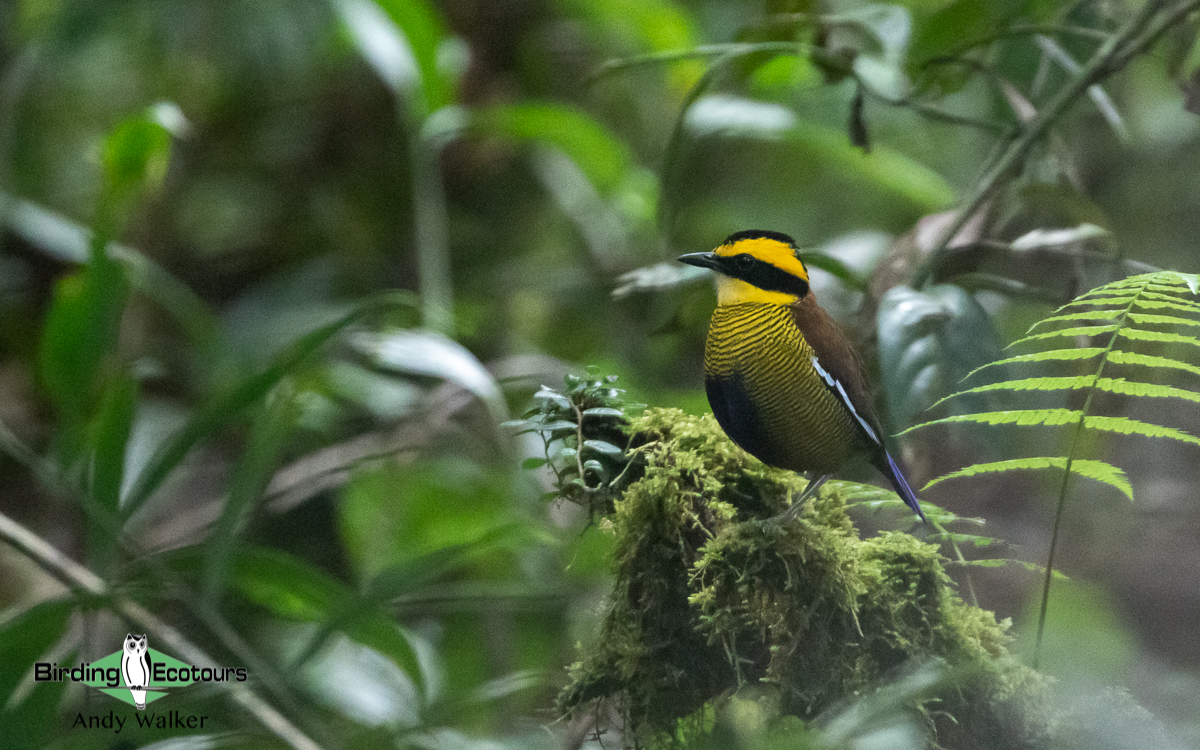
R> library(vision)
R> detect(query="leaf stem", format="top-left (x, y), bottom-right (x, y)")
top-left (1033, 282), bottom-right (1140, 666)
top-left (413, 118), bottom-right (454, 336)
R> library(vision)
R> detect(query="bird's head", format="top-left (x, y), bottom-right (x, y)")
top-left (678, 230), bottom-right (811, 306)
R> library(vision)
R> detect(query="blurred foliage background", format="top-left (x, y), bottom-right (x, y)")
top-left (2, 0), bottom-right (1200, 747)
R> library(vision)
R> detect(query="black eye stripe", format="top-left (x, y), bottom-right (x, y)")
top-left (723, 255), bottom-right (809, 297)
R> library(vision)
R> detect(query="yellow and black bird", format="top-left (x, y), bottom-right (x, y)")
top-left (679, 230), bottom-right (925, 521)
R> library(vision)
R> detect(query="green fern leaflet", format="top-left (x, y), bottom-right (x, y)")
top-left (912, 271), bottom-right (1200, 502)
top-left (906, 271), bottom-right (1200, 662)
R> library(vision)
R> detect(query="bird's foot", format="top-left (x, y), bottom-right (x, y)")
top-left (774, 474), bottom-right (830, 524)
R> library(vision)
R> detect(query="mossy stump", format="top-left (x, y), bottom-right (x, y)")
top-left (559, 408), bottom-right (1053, 748)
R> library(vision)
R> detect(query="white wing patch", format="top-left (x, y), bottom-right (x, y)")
top-left (810, 356), bottom-right (880, 445)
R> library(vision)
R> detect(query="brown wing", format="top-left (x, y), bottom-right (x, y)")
top-left (792, 295), bottom-right (926, 519)
top-left (790, 294), bottom-right (885, 447)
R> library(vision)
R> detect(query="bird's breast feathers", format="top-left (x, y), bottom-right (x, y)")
top-left (704, 300), bottom-right (878, 473)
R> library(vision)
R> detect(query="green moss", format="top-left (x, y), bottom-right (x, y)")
top-left (558, 409), bottom-right (1056, 748)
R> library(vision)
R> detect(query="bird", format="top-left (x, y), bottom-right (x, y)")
top-left (678, 230), bottom-right (925, 522)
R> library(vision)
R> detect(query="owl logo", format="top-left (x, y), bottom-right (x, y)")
top-left (120, 634), bottom-right (151, 710)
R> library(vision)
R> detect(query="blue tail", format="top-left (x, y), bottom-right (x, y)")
top-left (882, 451), bottom-right (926, 522)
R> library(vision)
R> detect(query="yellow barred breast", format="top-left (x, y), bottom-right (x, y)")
top-left (705, 303), bottom-right (862, 474)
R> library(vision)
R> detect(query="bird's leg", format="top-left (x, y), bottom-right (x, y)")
top-left (777, 474), bottom-right (831, 523)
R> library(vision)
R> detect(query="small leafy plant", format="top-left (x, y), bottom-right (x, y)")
top-left (503, 371), bottom-right (642, 516)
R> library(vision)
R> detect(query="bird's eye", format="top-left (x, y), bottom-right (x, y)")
top-left (735, 254), bottom-right (754, 270)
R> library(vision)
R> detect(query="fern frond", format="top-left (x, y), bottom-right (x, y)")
top-left (926, 532), bottom-right (1002, 547)
top-left (1129, 298), bottom-right (1200, 315)
top-left (914, 408), bottom-right (1084, 428)
top-left (1117, 328), bottom-right (1200, 349)
top-left (1160, 271), bottom-right (1200, 293)
top-left (917, 409), bottom-right (1200, 446)
top-left (1106, 350), bottom-right (1200, 378)
top-left (1007, 325), bottom-right (1118, 347)
top-left (1127, 313), bottom-right (1200, 329)
top-left (953, 559), bottom-right (1068, 579)
top-left (1137, 289), bottom-right (1200, 308)
top-left (1008, 327), bottom-right (1200, 353)
top-left (961, 348), bottom-right (1104, 382)
top-left (1083, 415), bottom-right (1200, 445)
top-left (930, 376), bottom-right (1200, 408)
top-left (1060, 295), bottom-right (1136, 309)
top-left (1030, 310), bottom-right (1124, 329)
top-left (923, 457), bottom-right (1132, 500)
top-left (972, 348), bottom-right (1200, 380)
top-left (914, 270), bottom-right (1200, 667)
top-left (1059, 295), bottom-right (1200, 316)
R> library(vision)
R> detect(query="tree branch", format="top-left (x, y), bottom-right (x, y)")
top-left (912, 0), bottom-right (1199, 288)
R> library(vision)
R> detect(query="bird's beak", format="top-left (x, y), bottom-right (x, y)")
top-left (677, 252), bottom-right (719, 270)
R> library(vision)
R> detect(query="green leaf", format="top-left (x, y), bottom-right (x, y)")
top-left (582, 439), bottom-right (623, 456)
top-left (1106, 349), bottom-right (1200, 379)
top-left (582, 407), bottom-right (624, 417)
top-left (684, 95), bottom-right (955, 211)
top-left (877, 283), bottom-right (1003, 426)
top-left (934, 376), bottom-right (1200, 407)
top-left (925, 531), bottom-right (1002, 546)
top-left (958, 558), bottom-right (1068, 578)
top-left (563, 0), bottom-right (699, 90)
top-left (1008, 324), bottom-right (1119, 347)
top-left (909, 0), bottom-right (1015, 68)
top-left (1029, 309), bottom-right (1125, 329)
top-left (1118, 327), bottom-right (1200, 349)
top-left (87, 373), bottom-right (138, 565)
top-left (1058, 295), bottom-right (1136, 309)
top-left (352, 329), bottom-right (508, 424)
top-left (533, 388), bottom-right (571, 408)
top-left (521, 456), bottom-right (548, 470)
top-left (90, 373), bottom-right (138, 515)
top-left (38, 256), bottom-right (128, 426)
top-left (914, 408), bottom-right (1084, 429)
top-left (204, 386), bottom-right (298, 603)
top-left (1083, 415), bottom-right (1200, 446)
top-left (917, 409), bottom-right (1200, 446)
top-left (538, 420), bottom-right (579, 433)
top-left (0, 191), bottom-right (217, 349)
top-left (1137, 288), bottom-right (1200, 306)
top-left (612, 262), bottom-right (710, 298)
top-left (0, 670), bottom-right (69, 746)
top-left (121, 294), bottom-right (411, 521)
top-left (1009, 223), bottom-right (1110, 251)
top-left (845, 4), bottom-right (913, 100)
top-left (335, 0), bottom-right (449, 115)
top-left (214, 546), bottom-right (424, 692)
top-left (101, 111), bottom-right (173, 203)
top-left (338, 459), bottom-right (534, 578)
top-left (924, 457), bottom-right (1133, 501)
top-left (470, 103), bottom-right (634, 195)
top-left (294, 524), bottom-right (529, 676)
top-left (1127, 313), bottom-right (1200, 329)
top-left (961, 347), bottom-right (1105, 382)
top-left (0, 599), bottom-right (75, 709)
top-left (1131, 297), bottom-right (1200, 316)
top-left (1160, 271), bottom-right (1200, 294)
